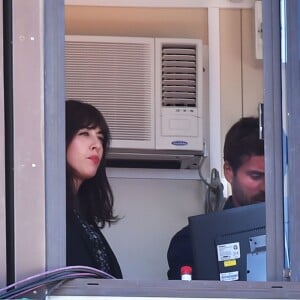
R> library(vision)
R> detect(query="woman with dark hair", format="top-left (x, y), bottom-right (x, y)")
top-left (66, 99), bottom-right (122, 279)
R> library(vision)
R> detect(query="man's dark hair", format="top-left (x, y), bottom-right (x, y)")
top-left (223, 117), bottom-right (264, 173)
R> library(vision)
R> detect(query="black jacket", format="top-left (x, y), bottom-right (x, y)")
top-left (66, 211), bottom-right (122, 279)
top-left (167, 197), bottom-right (234, 279)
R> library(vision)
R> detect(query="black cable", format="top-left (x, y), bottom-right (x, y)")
top-left (197, 156), bottom-right (215, 188)
top-left (197, 156), bottom-right (226, 213)
top-left (204, 168), bottom-right (226, 214)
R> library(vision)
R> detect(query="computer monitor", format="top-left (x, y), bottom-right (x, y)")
top-left (188, 202), bottom-right (266, 281)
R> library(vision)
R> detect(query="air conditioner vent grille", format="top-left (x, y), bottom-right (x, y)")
top-left (65, 39), bottom-right (154, 142)
top-left (161, 44), bottom-right (197, 107)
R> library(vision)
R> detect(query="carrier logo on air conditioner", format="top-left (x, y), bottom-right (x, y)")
top-left (172, 141), bottom-right (188, 146)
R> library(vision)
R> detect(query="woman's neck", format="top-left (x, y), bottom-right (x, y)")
top-left (73, 177), bottom-right (82, 193)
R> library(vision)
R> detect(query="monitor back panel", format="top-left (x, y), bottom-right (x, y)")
top-left (188, 203), bottom-right (266, 281)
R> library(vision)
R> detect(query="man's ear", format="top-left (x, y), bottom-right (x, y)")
top-left (223, 161), bottom-right (234, 184)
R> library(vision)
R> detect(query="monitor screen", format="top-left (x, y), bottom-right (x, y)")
top-left (188, 202), bottom-right (266, 281)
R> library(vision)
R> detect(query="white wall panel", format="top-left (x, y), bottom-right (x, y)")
top-left (12, 0), bottom-right (46, 281)
top-left (103, 177), bottom-right (205, 280)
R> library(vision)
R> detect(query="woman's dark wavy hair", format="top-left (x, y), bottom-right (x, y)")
top-left (223, 117), bottom-right (264, 174)
top-left (66, 99), bottom-right (118, 228)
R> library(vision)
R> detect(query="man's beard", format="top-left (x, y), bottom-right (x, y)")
top-left (232, 183), bottom-right (265, 206)
top-left (250, 192), bottom-right (265, 204)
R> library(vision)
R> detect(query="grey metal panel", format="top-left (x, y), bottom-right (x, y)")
top-left (0, 0), bottom-right (7, 288)
top-left (38, 278), bottom-right (300, 299)
top-left (262, 0), bottom-right (285, 281)
top-left (44, 0), bottom-right (66, 271)
top-left (12, 0), bottom-right (46, 280)
top-left (285, 0), bottom-right (300, 282)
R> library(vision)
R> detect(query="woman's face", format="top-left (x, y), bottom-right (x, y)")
top-left (67, 126), bottom-right (104, 191)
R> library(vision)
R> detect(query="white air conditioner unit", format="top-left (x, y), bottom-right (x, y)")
top-left (65, 35), bottom-right (204, 167)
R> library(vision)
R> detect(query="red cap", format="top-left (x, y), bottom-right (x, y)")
top-left (180, 265), bottom-right (192, 275)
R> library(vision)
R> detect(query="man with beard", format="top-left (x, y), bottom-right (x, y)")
top-left (167, 117), bottom-right (265, 280)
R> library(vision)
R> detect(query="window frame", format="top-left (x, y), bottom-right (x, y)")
top-left (7, 0), bottom-right (300, 291)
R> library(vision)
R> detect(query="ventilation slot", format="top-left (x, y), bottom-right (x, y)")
top-left (161, 44), bottom-right (197, 107)
top-left (65, 38), bottom-right (154, 143)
